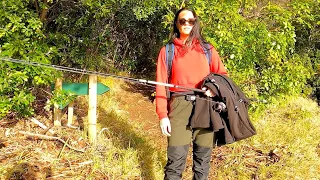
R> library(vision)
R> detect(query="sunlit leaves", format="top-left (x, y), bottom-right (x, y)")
top-left (179, 0), bottom-right (318, 102)
top-left (0, 0), bottom-right (57, 118)
top-left (0, 0), bottom-right (319, 118)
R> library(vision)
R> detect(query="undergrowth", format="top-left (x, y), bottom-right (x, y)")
top-left (212, 96), bottom-right (320, 179)
top-left (1, 77), bottom-right (320, 179)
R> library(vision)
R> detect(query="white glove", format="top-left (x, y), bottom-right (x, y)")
top-left (202, 87), bottom-right (215, 97)
top-left (160, 117), bottom-right (171, 136)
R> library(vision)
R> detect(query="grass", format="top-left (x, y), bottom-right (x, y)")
top-left (77, 77), bottom-right (166, 179)
top-left (210, 96), bottom-right (320, 179)
top-left (1, 77), bottom-right (320, 179)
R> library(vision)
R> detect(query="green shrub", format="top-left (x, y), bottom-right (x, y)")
top-left (0, 0), bottom-right (57, 118)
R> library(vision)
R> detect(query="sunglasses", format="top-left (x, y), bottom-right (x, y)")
top-left (177, 18), bottom-right (196, 26)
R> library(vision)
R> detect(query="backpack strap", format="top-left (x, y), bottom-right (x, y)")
top-left (203, 43), bottom-right (212, 65)
top-left (165, 43), bottom-right (174, 99)
top-left (165, 43), bottom-right (174, 82)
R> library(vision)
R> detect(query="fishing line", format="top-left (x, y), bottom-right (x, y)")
top-left (1, 57), bottom-right (221, 103)
top-left (1, 57), bottom-right (266, 104)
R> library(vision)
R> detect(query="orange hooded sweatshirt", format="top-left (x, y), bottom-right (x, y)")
top-left (155, 38), bottom-right (228, 120)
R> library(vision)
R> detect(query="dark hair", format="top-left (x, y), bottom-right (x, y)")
top-left (171, 8), bottom-right (208, 48)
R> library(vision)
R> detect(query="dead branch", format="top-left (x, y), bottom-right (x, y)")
top-left (40, 0), bottom-right (49, 22)
top-left (30, 118), bottom-right (55, 135)
top-left (34, 0), bottom-right (39, 16)
top-left (0, 119), bottom-right (18, 127)
top-left (46, 174), bottom-right (65, 179)
top-left (18, 131), bottom-right (85, 153)
top-left (77, 160), bottom-right (93, 166)
top-left (58, 137), bottom-right (69, 158)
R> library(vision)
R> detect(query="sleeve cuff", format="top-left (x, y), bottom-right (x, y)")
top-left (158, 113), bottom-right (168, 120)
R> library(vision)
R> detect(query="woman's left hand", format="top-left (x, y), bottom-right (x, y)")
top-left (202, 87), bottom-right (215, 97)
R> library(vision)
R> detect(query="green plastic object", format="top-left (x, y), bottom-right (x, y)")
top-left (61, 82), bottom-right (110, 95)
top-left (52, 82), bottom-right (110, 109)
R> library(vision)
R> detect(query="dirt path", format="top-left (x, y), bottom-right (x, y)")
top-left (115, 82), bottom-right (166, 147)
top-left (116, 82), bottom-right (228, 179)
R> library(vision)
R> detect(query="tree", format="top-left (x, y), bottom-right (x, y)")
top-left (0, 0), bottom-right (57, 118)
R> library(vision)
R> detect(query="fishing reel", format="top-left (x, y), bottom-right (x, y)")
top-left (214, 102), bottom-right (227, 113)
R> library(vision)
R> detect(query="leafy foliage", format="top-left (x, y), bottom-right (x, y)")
top-left (290, 0), bottom-right (320, 103)
top-left (0, 0), bottom-right (319, 118)
top-left (179, 0), bottom-right (317, 101)
top-left (45, 0), bottom-right (167, 74)
top-left (0, 0), bottom-right (58, 118)
top-left (44, 89), bottom-right (77, 111)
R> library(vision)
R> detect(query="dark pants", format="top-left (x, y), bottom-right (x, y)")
top-left (164, 96), bottom-right (214, 180)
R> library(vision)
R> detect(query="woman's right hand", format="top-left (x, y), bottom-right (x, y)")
top-left (160, 117), bottom-right (171, 136)
top-left (202, 87), bottom-right (215, 97)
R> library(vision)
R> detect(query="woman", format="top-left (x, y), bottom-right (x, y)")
top-left (155, 8), bottom-right (228, 179)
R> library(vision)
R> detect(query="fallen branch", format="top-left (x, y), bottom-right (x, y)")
top-left (77, 160), bottom-right (93, 166)
top-left (30, 118), bottom-right (55, 134)
top-left (58, 137), bottom-right (70, 158)
top-left (0, 119), bottom-right (18, 127)
top-left (66, 124), bottom-right (79, 129)
top-left (18, 131), bottom-right (85, 153)
top-left (46, 174), bottom-right (65, 179)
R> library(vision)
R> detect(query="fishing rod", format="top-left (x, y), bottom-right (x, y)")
top-left (1, 57), bottom-right (268, 104)
top-left (0, 57), bottom-right (206, 93)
